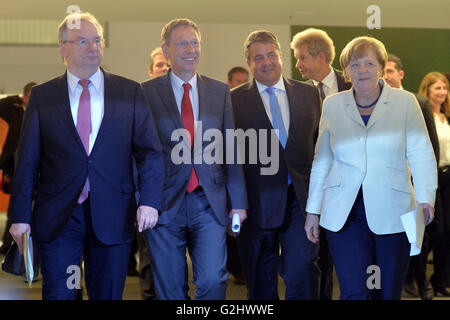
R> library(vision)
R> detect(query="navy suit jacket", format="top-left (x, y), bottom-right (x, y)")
top-left (231, 78), bottom-right (321, 229)
top-left (10, 69), bottom-right (164, 245)
top-left (141, 72), bottom-right (247, 226)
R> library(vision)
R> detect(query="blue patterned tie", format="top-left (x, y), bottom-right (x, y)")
top-left (266, 86), bottom-right (290, 185)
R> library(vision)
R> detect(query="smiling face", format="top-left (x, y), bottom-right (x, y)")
top-left (428, 79), bottom-right (448, 107)
top-left (247, 42), bottom-right (282, 87)
top-left (162, 26), bottom-right (200, 82)
top-left (346, 49), bottom-right (383, 96)
top-left (59, 19), bottom-right (103, 78)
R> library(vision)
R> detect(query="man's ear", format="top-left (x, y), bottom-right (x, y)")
top-left (399, 70), bottom-right (405, 80)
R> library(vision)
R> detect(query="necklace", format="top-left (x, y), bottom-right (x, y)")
top-left (355, 83), bottom-right (383, 109)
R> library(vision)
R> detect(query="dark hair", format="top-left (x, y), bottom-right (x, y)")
top-left (227, 66), bottom-right (249, 81)
top-left (387, 53), bottom-right (403, 71)
top-left (23, 82), bottom-right (37, 97)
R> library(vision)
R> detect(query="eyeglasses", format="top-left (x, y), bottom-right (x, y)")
top-left (62, 38), bottom-right (104, 48)
top-left (172, 40), bottom-right (200, 49)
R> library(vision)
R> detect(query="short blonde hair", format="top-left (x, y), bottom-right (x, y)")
top-left (419, 72), bottom-right (450, 117)
top-left (340, 36), bottom-right (387, 80)
top-left (161, 18), bottom-right (201, 45)
top-left (244, 30), bottom-right (281, 61)
top-left (290, 28), bottom-right (335, 64)
top-left (57, 12), bottom-right (104, 42)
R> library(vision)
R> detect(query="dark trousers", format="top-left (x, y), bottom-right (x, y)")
top-left (136, 228), bottom-right (156, 299)
top-left (431, 167), bottom-right (450, 287)
top-left (326, 189), bottom-right (410, 300)
top-left (318, 227), bottom-right (334, 300)
top-left (238, 185), bottom-right (320, 300)
top-left (146, 188), bottom-right (228, 300)
top-left (37, 199), bottom-right (131, 300)
top-left (226, 234), bottom-right (242, 277)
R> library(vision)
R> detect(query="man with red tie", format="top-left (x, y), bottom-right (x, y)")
top-left (141, 18), bottom-right (247, 300)
top-left (9, 12), bottom-right (164, 300)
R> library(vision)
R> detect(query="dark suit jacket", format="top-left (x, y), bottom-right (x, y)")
top-left (231, 78), bottom-right (321, 229)
top-left (141, 72), bottom-right (247, 226)
top-left (10, 69), bottom-right (164, 244)
top-left (414, 93), bottom-right (440, 163)
top-left (305, 68), bottom-right (352, 95)
top-left (0, 95), bottom-right (25, 175)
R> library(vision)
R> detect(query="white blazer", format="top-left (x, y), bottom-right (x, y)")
top-left (306, 81), bottom-right (437, 235)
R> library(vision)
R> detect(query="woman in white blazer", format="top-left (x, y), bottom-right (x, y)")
top-left (304, 36), bottom-right (437, 300)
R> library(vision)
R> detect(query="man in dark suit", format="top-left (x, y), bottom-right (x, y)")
top-left (231, 30), bottom-right (321, 300)
top-left (290, 27), bottom-right (351, 300)
top-left (0, 82), bottom-right (36, 254)
top-left (141, 18), bottom-right (247, 300)
top-left (384, 53), bottom-right (440, 300)
top-left (9, 12), bottom-right (164, 300)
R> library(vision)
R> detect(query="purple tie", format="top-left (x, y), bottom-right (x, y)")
top-left (77, 79), bottom-right (91, 204)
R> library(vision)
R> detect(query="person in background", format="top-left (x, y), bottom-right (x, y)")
top-left (227, 66), bottom-right (249, 89)
top-left (305, 36), bottom-right (437, 300)
top-left (384, 54), bottom-right (440, 300)
top-left (0, 82), bottom-right (36, 255)
top-left (290, 27), bottom-right (351, 300)
top-left (134, 46), bottom-right (171, 299)
top-left (419, 72), bottom-right (450, 297)
top-left (224, 66), bottom-right (249, 286)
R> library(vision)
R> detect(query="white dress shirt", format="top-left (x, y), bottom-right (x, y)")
top-left (433, 113), bottom-right (450, 167)
top-left (256, 77), bottom-right (290, 138)
top-left (67, 68), bottom-right (104, 155)
top-left (170, 71), bottom-right (199, 129)
top-left (313, 68), bottom-right (339, 97)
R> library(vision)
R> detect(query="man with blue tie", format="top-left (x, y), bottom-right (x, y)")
top-left (231, 30), bottom-right (321, 299)
top-left (8, 12), bottom-right (164, 300)
top-left (141, 18), bottom-right (248, 300)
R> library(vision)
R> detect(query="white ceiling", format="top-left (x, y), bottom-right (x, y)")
top-left (2, 0), bottom-right (450, 29)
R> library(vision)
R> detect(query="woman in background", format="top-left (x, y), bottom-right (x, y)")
top-left (419, 72), bottom-right (450, 296)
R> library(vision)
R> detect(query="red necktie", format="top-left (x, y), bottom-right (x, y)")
top-left (181, 83), bottom-right (199, 193)
top-left (77, 79), bottom-right (91, 204)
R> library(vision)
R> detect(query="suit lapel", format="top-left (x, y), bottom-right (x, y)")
top-left (283, 78), bottom-right (299, 149)
top-left (365, 82), bottom-right (391, 129)
top-left (157, 73), bottom-right (185, 131)
top-left (55, 72), bottom-right (86, 153)
top-left (343, 91), bottom-right (366, 127)
top-left (245, 80), bottom-right (274, 131)
top-left (90, 68), bottom-right (112, 156)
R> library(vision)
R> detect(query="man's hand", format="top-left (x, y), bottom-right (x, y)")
top-left (421, 203), bottom-right (434, 226)
top-left (137, 206), bottom-right (159, 232)
top-left (9, 223), bottom-right (31, 254)
top-left (304, 213), bottom-right (320, 244)
top-left (227, 209), bottom-right (247, 237)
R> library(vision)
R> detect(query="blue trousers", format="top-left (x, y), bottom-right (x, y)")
top-left (326, 189), bottom-right (410, 300)
top-left (37, 199), bottom-right (131, 300)
top-left (145, 188), bottom-right (228, 300)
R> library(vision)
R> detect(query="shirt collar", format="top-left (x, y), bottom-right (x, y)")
top-left (170, 71), bottom-right (198, 91)
top-left (255, 76), bottom-right (285, 94)
top-left (312, 68), bottom-right (334, 88)
top-left (67, 68), bottom-right (102, 93)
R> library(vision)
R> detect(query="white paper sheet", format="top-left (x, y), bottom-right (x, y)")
top-left (400, 203), bottom-right (425, 256)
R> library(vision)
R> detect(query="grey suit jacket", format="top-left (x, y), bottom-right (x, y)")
top-left (142, 72), bottom-right (248, 226)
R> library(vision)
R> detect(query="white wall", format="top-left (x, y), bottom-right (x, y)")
top-left (0, 21), bottom-right (291, 94)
